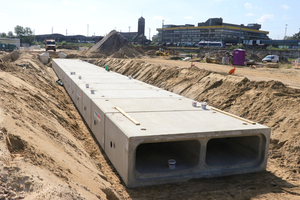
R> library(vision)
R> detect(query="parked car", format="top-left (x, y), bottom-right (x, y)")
top-left (262, 55), bottom-right (279, 63)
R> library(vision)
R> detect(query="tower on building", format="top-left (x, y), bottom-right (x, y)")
top-left (138, 17), bottom-right (145, 36)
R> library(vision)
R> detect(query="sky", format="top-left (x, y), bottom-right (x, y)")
top-left (0, 0), bottom-right (299, 40)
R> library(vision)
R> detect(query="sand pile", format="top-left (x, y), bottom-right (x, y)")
top-left (87, 30), bottom-right (142, 58)
top-left (246, 52), bottom-right (267, 62)
top-left (0, 52), bottom-right (121, 199)
top-left (265, 63), bottom-right (280, 68)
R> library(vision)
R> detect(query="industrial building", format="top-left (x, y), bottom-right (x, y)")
top-left (35, 34), bottom-right (103, 43)
top-left (156, 18), bottom-right (269, 46)
top-left (52, 59), bottom-right (270, 188)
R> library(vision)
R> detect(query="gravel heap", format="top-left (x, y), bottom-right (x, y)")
top-left (87, 30), bottom-right (141, 58)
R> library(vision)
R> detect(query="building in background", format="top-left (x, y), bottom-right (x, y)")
top-left (35, 34), bottom-right (103, 43)
top-left (34, 16), bottom-right (149, 45)
top-left (120, 16), bottom-right (149, 45)
top-left (0, 38), bottom-right (20, 49)
top-left (156, 18), bottom-right (269, 46)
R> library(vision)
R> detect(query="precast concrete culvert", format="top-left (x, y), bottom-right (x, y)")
top-left (52, 59), bottom-right (270, 188)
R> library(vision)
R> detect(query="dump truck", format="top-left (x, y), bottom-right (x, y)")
top-left (45, 39), bottom-right (56, 51)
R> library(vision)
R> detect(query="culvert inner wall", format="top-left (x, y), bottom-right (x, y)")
top-left (52, 59), bottom-right (271, 188)
top-left (205, 135), bottom-right (265, 167)
top-left (135, 140), bottom-right (201, 174)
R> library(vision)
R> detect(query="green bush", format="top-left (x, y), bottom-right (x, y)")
top-left (229, 43), bottom-right (244, 50)
top-left (59, 41), bottom-right (67, 46)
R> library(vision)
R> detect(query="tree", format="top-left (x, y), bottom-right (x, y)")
top-left (14, 25), bottom-right (25, 37)
top-left (0, 33), bottom-right (7, 38)
top-left (7, 31), bottom-right (14, 38)
top-left (14, 25), bottom-right (35, 45)
top-left (284, 32), bottom-right (300, 40)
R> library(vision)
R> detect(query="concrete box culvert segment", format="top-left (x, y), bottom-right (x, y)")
top-left (73, 83), bottom-right (158, 114)
top-left (81, 89), bottom-right (183, 129)
top-left (52, 59), bottom-right (271, 188)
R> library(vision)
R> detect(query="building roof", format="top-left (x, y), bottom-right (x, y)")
top-left (157, 25), bottom-right (269, 34)
top-left (157, 17), bottom-right (269, 34)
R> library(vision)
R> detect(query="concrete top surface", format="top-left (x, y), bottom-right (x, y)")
top-left (54, 59), bottom-right (161, 90)
top-left (77, 82), bottom-right (160, 91)
top-left (68, 73), bottom-right (128, 82)
top-left (72, 76), bottom-right (161, 90)
top-left (106, 110), bottom-right (269, 138)
top-left (54, 60), bottom-right (100, 70)
top-left (84, 89), bottom-right (182, 99)
top-left (71, 77), bottom-right (142, 85)
top-left (93, 98), bottom-right (205, 113)
top-left (54, 59), bottom-right (97, 66)
top-left (64, 69), bottom-right (113, 76)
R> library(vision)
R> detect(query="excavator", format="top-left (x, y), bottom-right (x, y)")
top-left (156, 48), bottom-right (169, 56)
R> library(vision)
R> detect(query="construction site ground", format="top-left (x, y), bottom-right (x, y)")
top-left (1, 50), bottom-right (300, 200)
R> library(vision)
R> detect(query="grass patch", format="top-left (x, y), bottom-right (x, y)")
top-left (279, 63), bottom-right (293, 69)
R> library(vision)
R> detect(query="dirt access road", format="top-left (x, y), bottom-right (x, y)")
top-left (138, 57), bottom-right (300, 89)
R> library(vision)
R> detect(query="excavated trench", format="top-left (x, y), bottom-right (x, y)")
top-left (1, 50), bottom-right (300, 198)
top-left (89, 58), bottom-right (300, 173)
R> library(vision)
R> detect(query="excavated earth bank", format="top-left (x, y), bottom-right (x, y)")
top-left (0, 51), bottom-right (300, 199)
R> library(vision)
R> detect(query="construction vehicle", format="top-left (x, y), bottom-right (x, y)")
top-left (45, 39), bottom-right (56, 51)
top-left (156, 48), bottom-right (169, 56)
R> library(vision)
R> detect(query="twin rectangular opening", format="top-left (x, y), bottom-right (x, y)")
top-left (135, 135), bottom-right (264, 175)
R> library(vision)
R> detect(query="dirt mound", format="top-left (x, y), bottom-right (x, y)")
top-left (135, 46), bottom-right (179, 56)
top-left (87, 30), bottom-right (141, 58)
top-left (0, 52), bottom-right (120, 199)
top-left (246, 53), bottom-right (264, 62)
top-left (265, 63), bottom-right (280, 68)
top-left (0, 51), bottom-right (21, 62)
top-left (279, 56), bottom-right (289, 64)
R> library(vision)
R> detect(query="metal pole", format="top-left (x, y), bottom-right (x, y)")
top-left (284, 24), bottom-right (288, 48)
top-left (149, 28), bottom-right (151, 40)
top-left (284, 24), bottom-right (287, 39)
top-left (128, 26), bottom-right (131, 42)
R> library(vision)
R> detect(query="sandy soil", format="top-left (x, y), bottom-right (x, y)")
top-left (0, 51), bottom-right (300, 199)
top-left (137, 57), bottom-right (300, 89)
